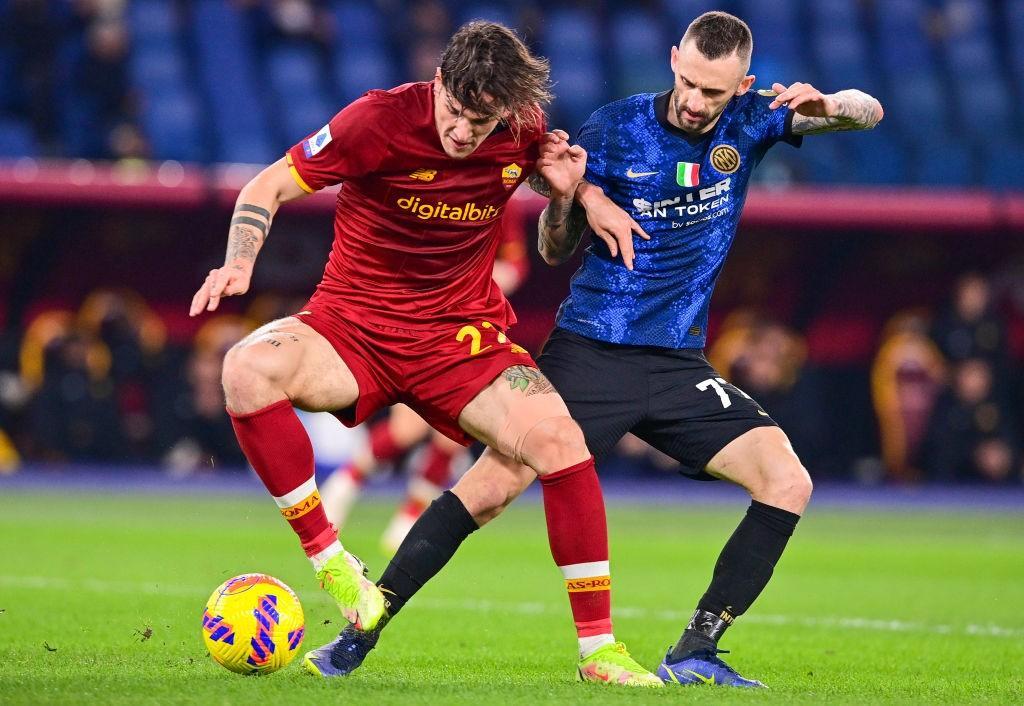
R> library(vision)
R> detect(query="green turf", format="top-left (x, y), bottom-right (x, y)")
top-left (1, 490), bottom-right (1022, 704)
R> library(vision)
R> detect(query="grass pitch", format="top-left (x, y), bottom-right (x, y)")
top-left (0, 488), bottom-right (1022, 704)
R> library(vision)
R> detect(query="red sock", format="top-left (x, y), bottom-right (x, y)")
top-left (538, 457), bottom-right (612, 639)
top-left (399, 497), bottom-right (428, 518)
top-left (229, 400), bottom-right (338, 558)
top-left (420, 440), bottom-right (457, 488)
top-left (369, 419), bottom-right (404, 464)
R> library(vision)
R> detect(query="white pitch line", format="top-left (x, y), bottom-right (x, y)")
top-left (2, 574), bottom-right (1022, 640)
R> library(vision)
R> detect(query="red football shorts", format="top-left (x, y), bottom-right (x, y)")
top-left (293, 300), bottom-right (535, 445)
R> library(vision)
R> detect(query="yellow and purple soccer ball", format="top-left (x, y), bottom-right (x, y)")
top-left (201, 573), bottom-right (305, 675)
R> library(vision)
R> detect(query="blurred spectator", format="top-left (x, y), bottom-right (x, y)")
top-left (871, 311), bottom-right (946, 481)
top-left (725, 320), bottom-right (829, 472)
top-left (24, 320), bottom-right (121, 462)
top-left (2, 0), bottom-right (65, 152)
top-left (78, 289), bottom-right (168, 459)
top-left (930, 272), bottom-right (1008, 370)
top-left (70, 15), bottom-right (135, 159)
top-left (256, 0), bottom-right (331, 45)
top-left (158, 315), bottom-right (253, 474)
top-left (921, 357), bottom-right (1020, 484)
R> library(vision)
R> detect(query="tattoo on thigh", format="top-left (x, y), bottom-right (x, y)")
top-left (263, 329), bottom-right (300, 342)
top-left (504, 365), bottom-right (554, 396)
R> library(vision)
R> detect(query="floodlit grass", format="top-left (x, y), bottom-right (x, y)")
top-left (1, 491), bottom-right (1022, 704)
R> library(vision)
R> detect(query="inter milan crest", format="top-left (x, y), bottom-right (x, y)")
top-left (710, 144), bottom-right (741, 174)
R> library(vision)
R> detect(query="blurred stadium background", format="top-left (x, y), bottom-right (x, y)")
top-left (0, 0), bottom-right (1023, 489)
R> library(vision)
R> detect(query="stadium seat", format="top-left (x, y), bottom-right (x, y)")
top-left (0, 117), bottom-right (37, 157)
top-left (913, 139), bottom-right (974, 186)
top-left (875, 0), bottom-right (937, 77)
top-left (609, 10), bottom-right (669, 97)
top-left (141, 91), bottom-right (205, 162)
top-left (192, 0), bottom-right (275, 164)
top-left (543, 9), bottom-right (605, 131)
top-left (128, 0), bottom-right (180, 52)
top-left (330, 2), bottom-right (395, 103)
top-left (980, 141), bottom-right (1024, 190)
top-left (127, 1), bottom-right (205, 161)
top-left (667, 0), bottom-right (730, 32)
top-left (791, 138), bottom-right (846, 185)
top-left (266, 45), bottom-right (333, 145)
top-left (844, 130), bottom-right (908, 185)
top-left (739, 0), bottom-right (811, 83)
top-left (457, 3), bottom-right (516, 26)
top-left (885, 73), bottom-right (948, 144)
top-left (809, 0), bottom-right (879, 95)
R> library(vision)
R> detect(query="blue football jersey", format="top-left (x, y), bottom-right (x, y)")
top-left (555, 90), bottom-right (801, 349)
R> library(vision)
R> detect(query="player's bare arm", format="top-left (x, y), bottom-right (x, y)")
top-left (770, 82), bottom-right (884, 135)
top-left (533, 131), bottom-right (649, 270)
top-left (189, 158), bottom-right (309, 316)
top-left (531, 129), bottom-right (586, 264)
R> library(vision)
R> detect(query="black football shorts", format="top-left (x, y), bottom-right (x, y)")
top-left (537, 327), bottom-right (778, 480)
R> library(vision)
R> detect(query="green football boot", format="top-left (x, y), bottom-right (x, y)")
top-left (315, 551), bottom-right (386, 630)
top-left (577, 642), bottom-right (664, 687)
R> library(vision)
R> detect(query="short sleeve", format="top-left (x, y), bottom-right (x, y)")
top-left (285, 92), bottom-right (399, 193)
top-left (575, 110), bottom-right (611, 191)
top-left (755, 93), bottom-right (803, 149)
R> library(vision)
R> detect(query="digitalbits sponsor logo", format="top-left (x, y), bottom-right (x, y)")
top-left (396, 195), bottom-right (501, 222)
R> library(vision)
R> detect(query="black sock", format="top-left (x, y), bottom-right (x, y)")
top-left (671, 500), bottom-right (801, 659)
top-left (376, 490), bottom-right (479, 618)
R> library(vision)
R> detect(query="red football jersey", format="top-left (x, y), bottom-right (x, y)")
top-left (285, 82), bottom-right (543, 329)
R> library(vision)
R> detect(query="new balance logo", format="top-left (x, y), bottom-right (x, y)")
top-left (409, 169), bottom-right (437, 182)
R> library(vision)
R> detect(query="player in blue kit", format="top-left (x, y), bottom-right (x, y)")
top-left (316, 11), bottom-right (883, 687)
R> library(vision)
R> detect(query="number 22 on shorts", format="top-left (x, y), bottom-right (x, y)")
top-left (456, 322), bottom-right (526, 357)
top-left (457, 322), bottom-right (501, 356)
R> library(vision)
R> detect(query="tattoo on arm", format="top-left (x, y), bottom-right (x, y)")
top-left (230, 216), bottom-right (267, 237)
top-left (503, 365), bottom-right (555, 396)
top-left (790, 89), bottom-right (883, 135)
top-left (538, 201), bottom-right (588, 263)
top-left (237, 203), bottom-right (271, 220)
top-left (225, 224), bottom-right (262, 267)
top-left (527, 172), bottom-right (551, 197)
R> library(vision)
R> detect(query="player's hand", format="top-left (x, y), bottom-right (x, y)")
top-left (189, 265), bottom-right (252, 317)
top-left (537, 129), bottom-right (586, 197)
top-left (769, 82), bottom-right (834, 117)
top-left (580, 187), bottom-right (650, 271)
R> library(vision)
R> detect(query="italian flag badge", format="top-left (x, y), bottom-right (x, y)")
top-left (676, 161), bottom-right (700, 187)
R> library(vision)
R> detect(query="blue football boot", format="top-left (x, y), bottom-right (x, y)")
top-left (657, 648), bottom-right (766, 688)
top-left (303, 618), bottom-right (387, 678)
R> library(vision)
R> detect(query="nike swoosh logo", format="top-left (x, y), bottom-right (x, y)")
top-left (683, 669), bottom-right (717, 685)
top-left (626, 168), bottom-right (659, 178)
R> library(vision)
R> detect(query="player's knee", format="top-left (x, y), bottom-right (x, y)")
top-left (523, 416), bottom-right (590, 474)
top-left (764, 460), bottom-right (813, 514)
top-left (453, 476), bottom-right (521, 526)
top-left (221, 342), bottom-right (290, 411)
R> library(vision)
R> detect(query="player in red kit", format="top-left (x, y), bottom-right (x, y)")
top-left (188, 22), bottom-right (660, 686)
